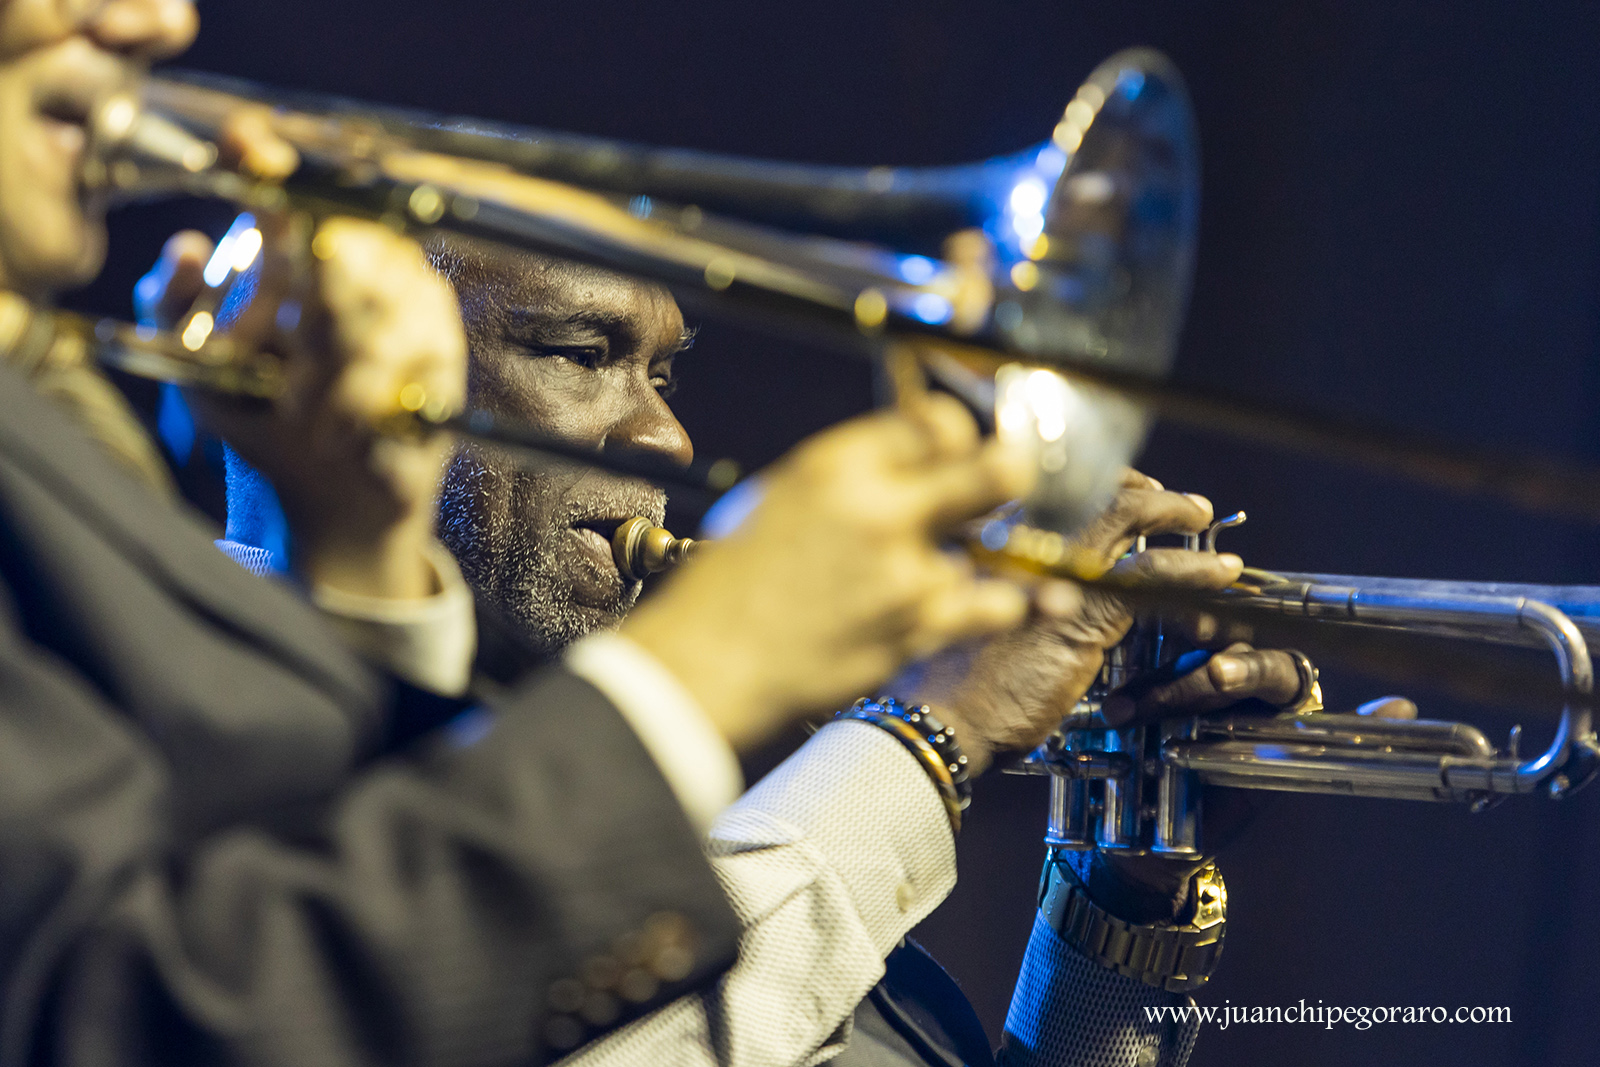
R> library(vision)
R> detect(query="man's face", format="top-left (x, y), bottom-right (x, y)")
top-left (0, 0), bottom-right (196, 296)
top-left (433, 240), bottom-right (694, 658)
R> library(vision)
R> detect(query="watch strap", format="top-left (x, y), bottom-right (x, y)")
top-left (1039, 857), bottom-right (1226, 993)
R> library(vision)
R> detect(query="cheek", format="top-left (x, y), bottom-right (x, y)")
top-left (470, 352), bottom-right (612, 445)
top-left (0, 75), bottom-right (97, 290)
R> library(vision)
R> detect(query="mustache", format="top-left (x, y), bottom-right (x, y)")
top-left (452, 444), bottom-right (669, 527)
top-left (557, 469), bottom-right (668, 528)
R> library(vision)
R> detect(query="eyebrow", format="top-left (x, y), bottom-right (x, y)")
top-left (504, 307), bottom-right (630, 337)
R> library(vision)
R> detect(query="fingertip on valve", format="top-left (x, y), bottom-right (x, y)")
top-left (1357, 696), bottom-right (1419, 720)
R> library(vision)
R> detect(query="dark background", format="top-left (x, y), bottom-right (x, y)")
top-left (72, 2), bottom-right (1600, 1064)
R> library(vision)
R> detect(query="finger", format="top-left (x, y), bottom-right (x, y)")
top-left (1118, 469), bottom-right (1169, 493)
top-left (1074, 489), bottom-right (1215, 561)
top-left (90, 0), bottom-right (198, 59)
top-left (1032, 579), bottom-right (1087, 621)
top-left (225, 211), bottom-right (308, 352)
top-left (906, 577), bottom-right (1030, 660)
top-left (1107, 647), bottom-right (1302, 724)
top-left (1107, 548), bottom-right (1243, 590)
top-left (323, 232), bottom-right (466, 422)
top-left (134, 230), bottom-right (211, 328)
top-left (402, 273), bottom-right (470, 415)
top-left (1202, 648), bottom-right (1303, 706)
top-left (897, 391), bottom-right (982, 463)
top-left (1112, 489), bottom-right (1214, 538)
top-left (216, 107), bottom-right (300, 181)
top-left (1357, 696), bottom-right (1419, 720)
top-left (912, 435), bottom-right (1036, 529)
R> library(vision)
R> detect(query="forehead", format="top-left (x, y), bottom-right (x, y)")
top-left (436, 240), bottom-right (683, 343)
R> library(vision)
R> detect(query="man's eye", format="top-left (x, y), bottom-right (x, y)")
top-left (533, 346), bottom-right (603, 368)
top-left (653, 374), bottom-right (679, 400)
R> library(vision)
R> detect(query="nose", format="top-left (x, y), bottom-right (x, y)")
top-left (604, 386), bottom-right (694, 468)
top-left (88, 0), bottom-right (197, 59)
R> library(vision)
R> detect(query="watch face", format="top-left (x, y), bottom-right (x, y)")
top-left (1191, 864), bottom-right (1227, 930)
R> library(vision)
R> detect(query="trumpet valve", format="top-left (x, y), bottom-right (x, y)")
top-left (612, 516), bottom-right (696, 581)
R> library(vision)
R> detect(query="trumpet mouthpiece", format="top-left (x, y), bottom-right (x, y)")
top-left (612, 516), bottom-right (697, 581)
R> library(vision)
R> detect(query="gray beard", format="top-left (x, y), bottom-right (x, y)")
top-left (437, 446), bottom-right (667, 659)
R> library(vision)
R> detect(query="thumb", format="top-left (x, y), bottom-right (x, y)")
top-left (135, 230), bottom-right (212, 329)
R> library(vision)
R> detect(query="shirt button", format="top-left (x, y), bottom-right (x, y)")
top-left (895, 882), bottom-right (917, 912)
top-left (1135, 1043), bottom-right (1160, 1067)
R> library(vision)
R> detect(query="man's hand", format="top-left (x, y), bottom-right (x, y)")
top-left (1079, 645), bottom-right (1417, 922)
top-left (903, 471), bottom-right (1242, 776)
top-left (140, 217), bottom-right (466, 600)
top-left (623, 394), bottom-right (1034, 752)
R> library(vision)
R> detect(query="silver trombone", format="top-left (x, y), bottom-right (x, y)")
top-left (77, 47), bottom-right (1198, 529)
top-left (69, 50), bottom-right (1600, 522)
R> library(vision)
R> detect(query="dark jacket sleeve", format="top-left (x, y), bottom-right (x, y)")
top-left (0, 364), bottom-right (740, 1066)
top-left (0, 598), bottom-right (737, 1067)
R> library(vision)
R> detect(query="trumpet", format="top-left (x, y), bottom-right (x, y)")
top-left (1012, 516), bottom-right (1600, 857)
top-left (615, 511), bottom-right (1600, 852)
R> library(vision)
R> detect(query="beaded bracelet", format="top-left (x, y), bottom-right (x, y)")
top-left (836, 697), bottom-right (972, 833)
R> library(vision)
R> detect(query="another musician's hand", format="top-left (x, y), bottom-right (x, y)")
top-left (899, 471), bottom-right (1239, 776)
top-left (180, 218), bottom-right (466, 599)
top-left (622, 394), bottom-right (1033, 752)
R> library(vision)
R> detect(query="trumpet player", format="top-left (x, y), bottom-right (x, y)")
top-left (0, 3), bottom-right (1052, 1066)
top-left (156, 229), bottom-right (1330, 1067)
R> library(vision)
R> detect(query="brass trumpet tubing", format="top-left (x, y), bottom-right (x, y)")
top-left (1194, 712), bottom-right (1496, 757)
top-left (1022, 538), bottom-right (1600, 854)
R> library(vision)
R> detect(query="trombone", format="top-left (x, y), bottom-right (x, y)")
top-left (56, 48), bottom-right (1600, 523)
top-left (76, 47), bottom-right (1198, 531)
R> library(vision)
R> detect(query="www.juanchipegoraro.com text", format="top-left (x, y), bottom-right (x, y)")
top-left (1143, 1001), bottom-right (1512, 1031)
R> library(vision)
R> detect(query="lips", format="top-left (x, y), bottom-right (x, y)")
top-left (566, 516), bottom-right (628, 575)
top-left (34, 87), bottom-right (94, 170)
top-left (36, 83), bottom-right (97, 131)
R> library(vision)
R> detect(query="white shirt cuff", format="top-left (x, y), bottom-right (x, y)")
top-left (713, 719), bottom-right (957, 956)
top-left (564, 631), bottom-right (744, 835)
top-left (310, 541), bottom-right (477, 698)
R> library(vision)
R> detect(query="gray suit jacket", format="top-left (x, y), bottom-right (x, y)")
top-left (0, 363), bottom-right (739, 1066)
